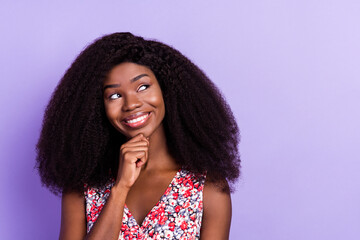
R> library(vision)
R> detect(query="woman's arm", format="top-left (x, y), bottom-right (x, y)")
top-left (59, 134), bottom-right (149, 240)
top-left (84, 185), bottom-right (129, 240)
top-left (200, 180), bottom-right (232, 240)
top-left (59, 186), bottom-right (129, 240)
top-left (59, 191), bottom-right (86, 239)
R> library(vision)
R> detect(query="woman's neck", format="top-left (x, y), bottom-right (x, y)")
top-left (143, 124), bottom-right (179, 172)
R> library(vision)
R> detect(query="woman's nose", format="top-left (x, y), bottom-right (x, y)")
top-left (122, 94), bottom-right (142, 111)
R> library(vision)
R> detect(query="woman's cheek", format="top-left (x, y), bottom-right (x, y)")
top-left (148, 94), bottom-right (162, 105)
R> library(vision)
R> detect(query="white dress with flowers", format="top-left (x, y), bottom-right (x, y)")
top-left (84, 169), bottom-right (206, 239)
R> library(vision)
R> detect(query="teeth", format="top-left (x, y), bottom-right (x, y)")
top-left (126, 114), bottom-right (148, 124)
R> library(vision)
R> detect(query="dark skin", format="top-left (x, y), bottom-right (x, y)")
top-left (59, 62), bottom-right (231, 240)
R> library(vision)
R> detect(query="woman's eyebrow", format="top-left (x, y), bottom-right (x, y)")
top-left (131, 73), bottom-right (149, 83)
top-left (103, 73), bottom-right (149, 91)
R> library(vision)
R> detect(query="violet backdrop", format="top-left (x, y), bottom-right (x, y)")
top-left (0, 1), bottom-right (359, 239)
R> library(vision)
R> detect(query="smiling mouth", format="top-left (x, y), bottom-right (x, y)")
top-left (123, 112), bottom-right (151, 128)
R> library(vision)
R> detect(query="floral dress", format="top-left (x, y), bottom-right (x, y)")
top-left (84, 169), bottom-right (206, 239)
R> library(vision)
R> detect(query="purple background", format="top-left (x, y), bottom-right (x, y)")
top-left (1, 1), bottom-right (359, 239)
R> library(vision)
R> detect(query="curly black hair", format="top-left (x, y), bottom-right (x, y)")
top-left (36, 32), bottom-right (240, 195)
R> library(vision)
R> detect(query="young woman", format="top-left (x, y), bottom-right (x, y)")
top-left (36, 32), bottom-right (240, 239)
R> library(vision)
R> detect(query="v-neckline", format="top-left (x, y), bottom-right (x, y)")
top-left (124, 168), bottom-right (182, 228)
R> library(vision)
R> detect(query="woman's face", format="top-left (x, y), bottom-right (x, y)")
top-left (103, 62), bottom-right (165, 139)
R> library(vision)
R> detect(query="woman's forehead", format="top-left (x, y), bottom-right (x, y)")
top-left (104, 62), bottom-right (156, 85)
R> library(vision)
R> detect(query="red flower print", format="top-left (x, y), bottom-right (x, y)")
top-left (121, 224), bottom-right (128, 231)
top-left (159, 215), bottom-right (168, 225)
top-left (85, 169), bottom-right (206, 239)
top-left (168, 222), bottom-right (175, 231)
top-left (184, 189), bottom-right (191, 198)
top-left (149, 228), bottom-right (154, 237)
top-left (175, 205), bottom-right (181, 213)
top-left (183, 201), bottom-right (190, 208)
top-left (181, 221), bottom-right (188, 230)
top-left (164, 187), bottom-right (171, 195)
top-left (199, 200), bottom-right (203, 209)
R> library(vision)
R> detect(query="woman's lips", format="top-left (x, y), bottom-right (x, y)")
top-left (122, 112), bottom-right (151, 128)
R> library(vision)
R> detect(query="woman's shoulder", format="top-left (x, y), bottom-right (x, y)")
top-left (84, 179), bottom-right (115, 199)
top-left (178, 168), bottom-right (206, 181)
top-left (175, 168), bottom-right (207, 190)
top-left (202, 173), bottom-right (231, 222)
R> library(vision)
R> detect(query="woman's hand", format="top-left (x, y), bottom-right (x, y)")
top-left (77, 134), bottom-right (149, 240)
top-left (115, 133), bottom-right (149, 189)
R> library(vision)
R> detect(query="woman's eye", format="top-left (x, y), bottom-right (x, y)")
top-left (138, 85), bottom-right (149, 92)
top-left (109, 93), bottom-right (121, 99)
